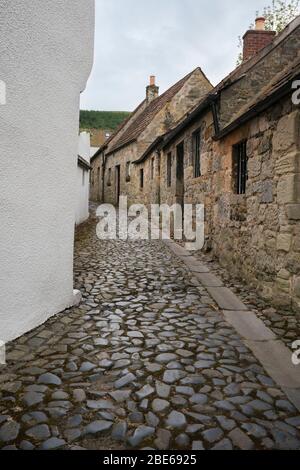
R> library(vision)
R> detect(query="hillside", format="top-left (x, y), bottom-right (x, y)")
top-left (80, 110), bottom-right (130, 131)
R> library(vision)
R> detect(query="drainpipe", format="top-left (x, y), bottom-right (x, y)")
top-left (210, 95), bottom-right (220, 136)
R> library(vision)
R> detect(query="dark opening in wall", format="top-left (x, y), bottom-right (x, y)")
top-left (233, 140), bottom-right (248, 195)
top-left (140, 168), bottom-right (144, 190)
top-left (192, 129), bottom-right (201, 178)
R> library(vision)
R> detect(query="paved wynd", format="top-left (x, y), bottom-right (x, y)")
top-left (0, 210), bottom-right (300, 450)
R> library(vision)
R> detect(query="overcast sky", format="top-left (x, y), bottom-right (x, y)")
top-left (80, 0), bottom-right (270, 111)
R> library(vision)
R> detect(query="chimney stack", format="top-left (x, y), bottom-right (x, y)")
top-left (243, 17), bottom-right (276, 62)
top-left (146, 75), bottom-right (159, 104)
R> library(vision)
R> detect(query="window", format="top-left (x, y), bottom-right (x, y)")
top-left (176, 142), bottom-right (184, 182)
top-left (140, 169), bottom-right (144, 189)
top-left (167, 152), bottom-right (172, 187)
top-left (233, 140), bottom-right (248, 194)
top-left (151, 157), bottom-right (155, 180)
top-left (192, 129), bottom-right (201, 178)
top-left (107, 168), bottom-right (112, 186)
top-left (126, 161), bottom-right (131, 182)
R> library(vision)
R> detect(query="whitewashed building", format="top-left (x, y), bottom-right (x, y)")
top-left (0, 0), bottom-right (95, 342)
top-left (76, 132), bottom-right (91, 225)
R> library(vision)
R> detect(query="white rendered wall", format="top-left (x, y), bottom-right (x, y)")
top-left (0, 1), bottom-right (95, 342)
top-left (76, 132), bottom-right (91, 225)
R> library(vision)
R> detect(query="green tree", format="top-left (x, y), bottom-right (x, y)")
top-left (80, 110), bottom-right (131, 130)
top-left (237, 0), bottom-right (299, 64)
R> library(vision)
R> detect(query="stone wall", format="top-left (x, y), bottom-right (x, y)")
top-left (104, 143), bottom-right (138, 206)
top-left (93, 68), bottom-right (212, 207)
top-left (162, 96), bottom-right (300, 313)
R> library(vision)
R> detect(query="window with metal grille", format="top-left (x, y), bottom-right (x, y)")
top-left (140, 169), bottom-right (144, 190)
top-left (192, 130), bottom-right (201, 178)
top-left (167, 152), bottom-right (172, 187)
top-left (233, 140), bottom-right (248, 194)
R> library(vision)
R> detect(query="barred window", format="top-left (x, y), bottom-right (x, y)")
top-left (233, 140), bottom-right (248, 195)
top-left (192, 129), bottom-right (201, 178)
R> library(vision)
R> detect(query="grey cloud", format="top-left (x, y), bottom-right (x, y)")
top-left (81, 0), bottom-right (268, 111)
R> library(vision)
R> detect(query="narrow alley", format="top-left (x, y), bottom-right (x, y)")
top-left (0, 209), bottom-right (300, 451)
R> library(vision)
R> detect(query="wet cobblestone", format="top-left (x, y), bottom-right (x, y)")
top-left (0, 210), bottom-right (300, 450)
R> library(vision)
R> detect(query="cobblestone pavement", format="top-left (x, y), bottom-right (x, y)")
top-left (1, 212), bottom-right (300, 450)
top-left (194, 252), bottom-right (300, 350)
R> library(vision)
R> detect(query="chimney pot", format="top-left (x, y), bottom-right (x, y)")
top-left (146, 76), bottom-right (159, 104)
top-left (150, 75), bottom-right (156, 86)
top-left (255, 17), bottom-right (266, 30)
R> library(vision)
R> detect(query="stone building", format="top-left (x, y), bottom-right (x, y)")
top-left (135, 16), bottom-right (300, 312)
top-left (90, 70), bottom-right (213, 205)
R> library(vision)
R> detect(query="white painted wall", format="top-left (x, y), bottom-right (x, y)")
top-left (90, 147), bottom-right (99, 158)
top-left (76, 132), bottom-right (91, 225)
top-left (0, 1), bottom-right (95, 342)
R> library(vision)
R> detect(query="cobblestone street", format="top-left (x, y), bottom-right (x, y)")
top-left (1, 210), bottom-right (300, 451)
